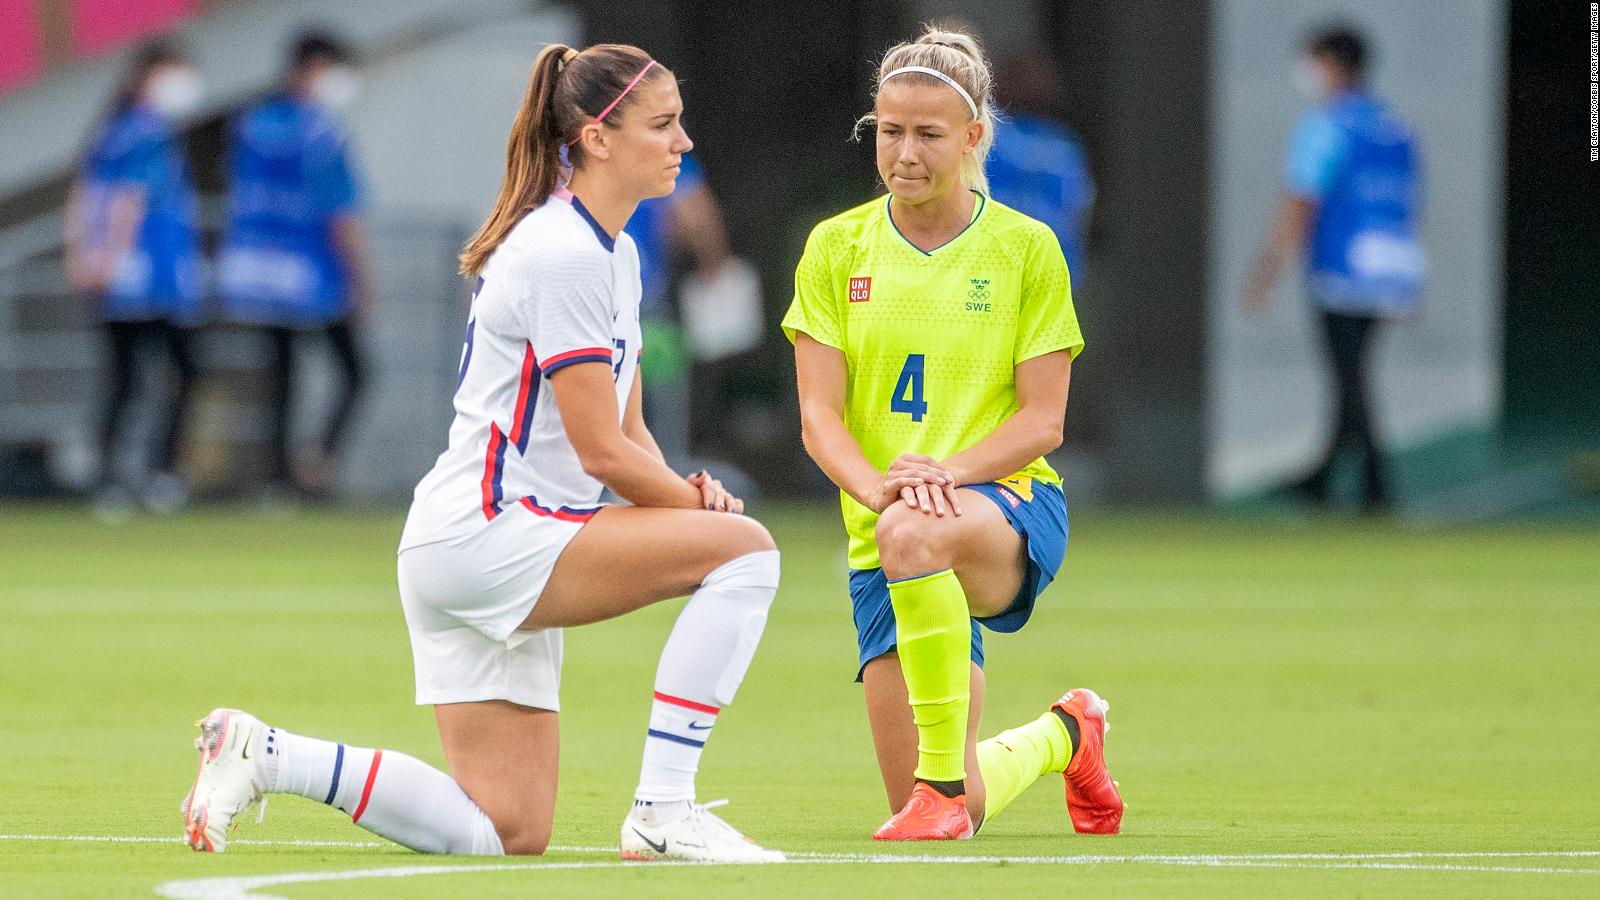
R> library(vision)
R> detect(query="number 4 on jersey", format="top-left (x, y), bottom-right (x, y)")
top-left (891, 353), bottom-right (928, 422)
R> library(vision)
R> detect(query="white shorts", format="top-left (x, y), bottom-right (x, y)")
top-left (397, 507), bottom-right (591, 711)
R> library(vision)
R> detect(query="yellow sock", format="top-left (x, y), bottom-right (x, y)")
top-left (887, 569), bottom-right (970, 783)
top-left (976, 712), bottom-right (1074, 823)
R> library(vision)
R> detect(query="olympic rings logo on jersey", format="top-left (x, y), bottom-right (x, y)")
top-left (967, 278), bottom-right (991, 301)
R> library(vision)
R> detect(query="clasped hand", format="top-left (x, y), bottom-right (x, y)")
top-left (686, 469), bottom-right (743, 514)
top-left (867, 453), bottom-right (963, 517)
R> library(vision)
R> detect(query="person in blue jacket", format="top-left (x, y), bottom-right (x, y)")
top-left (1244, 25), bottom-right (1424, 512)
top-left (987, 49), bottom-right (1094, 287)
top-left (623, 152), bottom-right (734, 467)
top-left (66, 38), bottom-right (205, 517)
top-left (219, 32), bottom-right (373, 497)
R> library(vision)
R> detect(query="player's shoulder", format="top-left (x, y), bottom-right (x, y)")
top-left (977, 197), bottom-right (1058, 257)
top-left (495, 200), bottom-right (613, 281)
top-left (804, 196), bottom-right (884, 258)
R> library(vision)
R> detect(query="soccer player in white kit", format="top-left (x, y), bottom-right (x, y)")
top-left (181, 42), bottom-right (784, 863)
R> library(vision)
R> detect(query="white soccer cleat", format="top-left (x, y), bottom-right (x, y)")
top-left (182, 708), bottom-right (268, 852)
top-left (619, 800), bottom-right (785, 863)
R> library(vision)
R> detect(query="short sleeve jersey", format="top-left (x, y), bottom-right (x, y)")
top-left (399, 189), bottom-right (643, 550)
top-left (218, 96), bottom-right (365, 327)
top-left (781, 193), bottom-right (1084, 570)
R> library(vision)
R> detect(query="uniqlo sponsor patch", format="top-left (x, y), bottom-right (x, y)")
top-left (848, 277), bottom-right (872, 302)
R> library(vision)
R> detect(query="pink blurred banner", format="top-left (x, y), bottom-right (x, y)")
top-left (71, 0), bottom-right (196, 57)
top-left (0, 0), bottom-right (45, 94)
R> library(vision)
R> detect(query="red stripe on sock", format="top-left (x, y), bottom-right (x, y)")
top-left (350, 749), bottom-right (383, 823)
top-left (652, 691), bottom-right (720, 715)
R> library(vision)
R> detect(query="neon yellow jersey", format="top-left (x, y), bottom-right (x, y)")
top-left (782, 192), bottom-right (1084, 570)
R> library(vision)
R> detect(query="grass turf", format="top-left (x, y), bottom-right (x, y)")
top-left (0, 503), bottom-right (1596, 898)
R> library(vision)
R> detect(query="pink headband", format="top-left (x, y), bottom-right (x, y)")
top-left (567, 60), bottom-right (658, 147)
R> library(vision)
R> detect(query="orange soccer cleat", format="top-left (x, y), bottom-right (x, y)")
top-left (872, 781), bottom-right (975, 841)
top-left (1052, 688), bottom-right (1126, 834)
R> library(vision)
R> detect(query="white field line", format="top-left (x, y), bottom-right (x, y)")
top-left (3, 836), bottom-right (1594, 898)
top-left (150, 845), bottom-right (1600, 896)
top-left (135, 849), bottom-right (1600, 899)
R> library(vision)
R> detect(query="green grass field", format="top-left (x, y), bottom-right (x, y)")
top-left (2, 503), bottom-right (1597, 897)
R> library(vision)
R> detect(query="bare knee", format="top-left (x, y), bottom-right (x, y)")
top-left (495, 819), bottom-right (551, 856)
top-left (874, 502), bottom-right (952, 577)
top-left (718, 514), bottom-right (777, 558)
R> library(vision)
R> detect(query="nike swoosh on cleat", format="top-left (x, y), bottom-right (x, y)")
top-left (632, 827), bottom-right (667, 855)
top-left (686, 722), bottom-right (713, 731)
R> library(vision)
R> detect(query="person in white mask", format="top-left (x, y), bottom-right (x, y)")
top-left (66, 38), bottom-right (206, 519)
top-left (218, 32), bottom-right (375, 500)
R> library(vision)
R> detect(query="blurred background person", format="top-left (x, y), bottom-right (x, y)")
top-left (628, 151), bottom-right (762, 488)
top-left (217, 31), bottom-right (373, 499)
top-left (988, 48), bottom-right (1094, 287)
top-left (1243, 24), bottom-right (1424, 513)
top-left (64, 37), bottom-right (205, 519)
top-left (628, 152), bottom-right (720, 467)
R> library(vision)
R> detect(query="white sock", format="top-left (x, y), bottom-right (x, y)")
top-left (635, 550), bottom-right (778, 803)
top-left (258, 727), bottom-right (503, 855)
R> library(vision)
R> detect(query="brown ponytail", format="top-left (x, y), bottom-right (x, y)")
top-left (459, 42), bottom-right (665, 277)
top-left (459, 43), bottom-right (571, 277)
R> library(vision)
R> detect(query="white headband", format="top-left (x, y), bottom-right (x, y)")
top-left (880, 65), bottom-right (979, 120)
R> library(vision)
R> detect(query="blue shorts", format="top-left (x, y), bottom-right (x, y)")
top-left (848, 480), bottom-right (1068, 680)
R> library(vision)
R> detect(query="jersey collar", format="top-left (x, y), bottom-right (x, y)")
top-left (884, 190), bottom-right (987, 257)
top-left (552, 186), bottom-right (616, 253)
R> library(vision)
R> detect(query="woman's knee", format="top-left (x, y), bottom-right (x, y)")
top-left (873, 502), bottom-right (952, 574)
top-left (493, 817), bottom-right (551, 856)
top-left (716, 514), bottom-right (777, 558)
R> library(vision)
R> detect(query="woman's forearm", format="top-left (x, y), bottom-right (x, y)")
top-left (800, 404), bottom-right (883, 508)
top-left (940, 407), bottom-right (1063, 487)
top-left (584, 437), bottom-right (701, 509)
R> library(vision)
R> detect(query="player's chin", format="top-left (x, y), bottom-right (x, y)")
top-left (644, 171), bottom-right (678, 200)
top-left (887, 183), bottom-right (930, 204)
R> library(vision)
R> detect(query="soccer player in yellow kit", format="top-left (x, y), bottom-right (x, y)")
top-left (783, 27), bottom-right (1125, 841)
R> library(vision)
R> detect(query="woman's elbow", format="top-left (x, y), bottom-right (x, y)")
top-left (1035, 419), bottom-right (1065, 456)
top-left (577, 447), bottom-right (622, 483)
top-left (797, 413), bottom-right (826, 459)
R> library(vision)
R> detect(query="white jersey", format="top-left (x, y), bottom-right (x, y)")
top-left (400, 188), bottom-right (642, 550)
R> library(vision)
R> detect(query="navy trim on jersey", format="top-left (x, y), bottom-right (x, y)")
top-left (541, 352), bottom-right (613, 376)
top-left (568, 194), bottom-right (616, 253)
top-left (885, 189), bottom-right (987, 256)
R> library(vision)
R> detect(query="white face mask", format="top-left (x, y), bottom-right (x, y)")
top-left (310, 67), bottom-right (362, 111)
top-left (145, 67), bottom-right (203, 118)
top-left (1292, 58), bottom-right (1327, 100)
